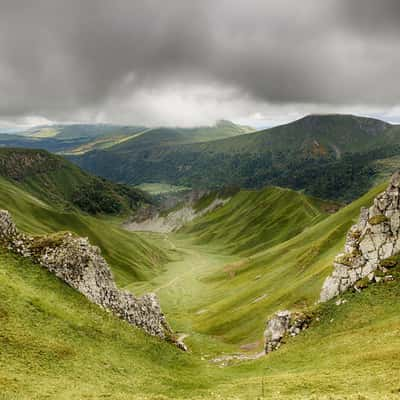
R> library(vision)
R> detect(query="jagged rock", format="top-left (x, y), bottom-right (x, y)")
top-left (0, 209), bottom-right (180, 345)
top-left (264, 310), bottom-right (310, 354)
top-left (320, 172), bottom-right (400, 302)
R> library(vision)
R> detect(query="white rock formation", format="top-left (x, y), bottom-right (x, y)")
top-left (0, 210), bottom-right (178, 343)
top-left (125, 197), bottom-right (231, 233)
top-left (264, 310), bottom-right (310, 353)
top-left (320, 171), bottom-right (400, 302)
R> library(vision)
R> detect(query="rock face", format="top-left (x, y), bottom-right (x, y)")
top-left (125, 196), bottom-right (231, 233)
top-left (264, 310), bottom-right (310, 353)
top-left (320, 171), bottom-right (400, 302)
top-left (0, 210), bottom-right (174, 342)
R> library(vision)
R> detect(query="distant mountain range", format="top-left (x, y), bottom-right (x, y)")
top-left (3, 115), bottom-right (400, 201)
top-left (69, 114), bottom-right (400, 201)
top-left (0, 120), bottom-right (254, 154)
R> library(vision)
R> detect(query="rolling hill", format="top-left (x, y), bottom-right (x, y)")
top-left (0, 148), bottom-right (150, 215)
top-left (70, 114), bottom-right (400, 201)
top-left (0, 120), bottom-right (254, 156)
top-left (181, 186), bottom-right (340, 255)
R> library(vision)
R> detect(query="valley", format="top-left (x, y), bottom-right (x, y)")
top-left (1, 175), bottom-right (399, 399)
top-left (2, 3), bottom-right (400, 398)
top-left (0, 130), bottom-right (399, 399)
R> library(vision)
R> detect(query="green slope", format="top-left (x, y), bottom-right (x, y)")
top-left (22, 123), bottom-right (145, 140)
top-left (192, 182), bottom-right (388, 344)
top-left (1, 222), bottom-right (399, 399)
top-left (71, 114), bottom-right (400, 201)
top-left (0, 172), bottom-right (166, 285)
top-left (0, 148), bottom-right (149, 215)
top-left (0, 250), bottom-right (217, 400)
top-left (131, 182), bottom-right (386, 351)
top-left (182, 186), bottom-right (339, 255)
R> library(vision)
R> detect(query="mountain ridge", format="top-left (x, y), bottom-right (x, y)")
top-left (70, 114), bottom-right (400, 201)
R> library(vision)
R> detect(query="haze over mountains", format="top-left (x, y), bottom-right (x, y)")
top-left (0, 120), bottom-right (254, 156)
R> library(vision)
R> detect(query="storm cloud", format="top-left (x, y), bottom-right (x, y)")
top-left (1, 0), bottom-right (400, 126)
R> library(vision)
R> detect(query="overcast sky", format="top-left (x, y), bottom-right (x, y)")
top-left (1, 0), bottom-right (400, 128)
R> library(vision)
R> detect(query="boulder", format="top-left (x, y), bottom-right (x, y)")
top-left (264, 310), bottom-right (310, 353)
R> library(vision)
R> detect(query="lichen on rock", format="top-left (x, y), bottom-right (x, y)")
top-left (0, 209), bottom-right (179, 345)
top-left (320, 171), bottom-right (400, 302)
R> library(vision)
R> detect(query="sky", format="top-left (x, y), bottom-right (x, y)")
top-left (1, 0), bottom-right (400, 129)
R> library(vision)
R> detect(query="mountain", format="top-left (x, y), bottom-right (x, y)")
top-left (0, 148), bottom-right (150, 215)
top-left (70, 114), bottom-right (400, 201)
top-left (0, 120), bottom-right (254, 156)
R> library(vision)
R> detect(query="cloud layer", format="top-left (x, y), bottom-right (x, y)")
top-left (1, 0), bottom-right (400, 126)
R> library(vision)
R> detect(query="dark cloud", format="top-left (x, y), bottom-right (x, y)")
top-left (0, 0), bottom-right (399, 125)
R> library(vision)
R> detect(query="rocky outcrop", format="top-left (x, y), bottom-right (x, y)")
top-left (125, 196), bottom-right (231, 233)
top-left (264, 310), bottom-right (310, 353)
top-left (0, 210), bottom-right (176, 343)
top-left (320, 172), bottom-right (400, 302)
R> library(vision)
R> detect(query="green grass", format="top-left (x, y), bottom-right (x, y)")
top-left (0, 250), bottom-right (220, 400)
top-left (189, 182), bottom-right (387, 345)
top-left (183, 186), bottom-right (338, 255)
top-left (1, 247), bottom-right (399, 399)
top-left (0, 176), bottom-right (168, 284)
top-left (135, 182), bottom-right (190, 195)
top-left (0, 148), bottom-right (149, 215)
top-left (134, 182), bottom-right (387, 351)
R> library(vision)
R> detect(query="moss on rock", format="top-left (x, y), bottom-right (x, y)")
top-left (368, 215), bottom-right (389, 225)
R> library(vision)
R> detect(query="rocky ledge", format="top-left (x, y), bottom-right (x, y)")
top-left (320, 171), bottom-right (400, 302)
top-left (0, 210), bottom-right (181, 346)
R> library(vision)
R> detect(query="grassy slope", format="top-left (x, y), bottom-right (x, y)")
top-left (191, 182), bottom-right (387, 344)
top-left (183, 186), bottom-right (338, 255)
top-left (0, 148), bottom-right (149, 215)
top-left (221, 280), bottom-right (400, 399)
top-left (1, 247), bottom-right (399, 399)
top-left (0, 176), bottom-right (167, 284)
top-left (132, 182), bottom-right (387, 351)
top-left (190, 114), bottom-right (395, 154)
top-left (0, 250), bottom-right (218, 400)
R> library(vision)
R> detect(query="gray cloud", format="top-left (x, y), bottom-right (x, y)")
top-left (0, 0), bottom-right (400, 126)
